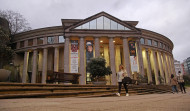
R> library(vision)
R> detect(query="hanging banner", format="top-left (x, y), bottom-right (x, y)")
top-left (128, 41), bottom-right (138, 72)
top-left (86, 41), bottom-right (93, 82)
top-left (86, 41), bottom-right (93, 64)
top-left (70, 40), bottom-right (78, 73)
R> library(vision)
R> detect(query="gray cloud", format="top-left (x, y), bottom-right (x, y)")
top-left (0, 0), bottom-right (190, 62)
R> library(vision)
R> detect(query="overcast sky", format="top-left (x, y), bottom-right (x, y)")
top-left (0, 0), bottom-right (190, 62)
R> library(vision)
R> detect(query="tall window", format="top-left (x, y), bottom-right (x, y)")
top-left (37, 37), bottom-right (44, 45)
top-left (28, 39), bottom-right (33, 46)
top-left (104, 17), bottom-right (110, 29)
top-left (140, 38), bottom-right (145, 44)
top-left (90, 19), bottom-right (96, 29)
top-left (58, 36), bottom-right (65, 43)
top-left (154, 41), bottom-right (158, 47)
top-left (97, 16), bottom-right (103, 29)
top-left (20, 41), bottom-right (24, 48)
top-left (163, 44), bottom-right (165, 49)
top-left (148, 39), bottom-right (152, 46)
top-left (160, 42), bottom-right (163, 48)
top-left (48, 36), bottom-right (54, 44)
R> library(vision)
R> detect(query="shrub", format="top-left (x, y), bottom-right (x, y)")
top-left (87, 57), bottom-right (112, 81)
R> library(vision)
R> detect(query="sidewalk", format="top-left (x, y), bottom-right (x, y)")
top-left (0, 88), bottom-right (189, 111)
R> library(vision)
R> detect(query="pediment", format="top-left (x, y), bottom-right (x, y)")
top-left (65, 12), bottom-right (139, 32)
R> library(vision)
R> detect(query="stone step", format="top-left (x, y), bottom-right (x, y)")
top-left (0, 87), bottom-right (118, 94)
top-left (0, 82), bottom-right (117, 88)
top-left (0, 83), bottom-right (172, 99)
top-left (0, 90), bottom-right (118, 99)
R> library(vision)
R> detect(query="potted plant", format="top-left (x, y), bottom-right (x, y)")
top-left (87, 57), bottom-right (112, 85)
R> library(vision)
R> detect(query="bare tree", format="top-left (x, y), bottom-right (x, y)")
top-left (0, 10), bottom-right (31, 68)
top-left (0, 10), bottom-right (31, 35)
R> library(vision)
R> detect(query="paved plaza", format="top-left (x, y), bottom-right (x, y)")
top-left (0, 88), bottom-right (189, 111)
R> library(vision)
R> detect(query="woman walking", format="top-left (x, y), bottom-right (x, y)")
top-left (116, 64), bottom-right (129, 96)
top-left (170, 74), bottom-right (178, 94)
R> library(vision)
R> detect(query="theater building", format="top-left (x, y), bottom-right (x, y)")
top-left (12, 12), bottom-right (175, 85)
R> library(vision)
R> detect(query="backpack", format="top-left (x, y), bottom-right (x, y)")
top-left (122, 77), bottom-right (132, 84)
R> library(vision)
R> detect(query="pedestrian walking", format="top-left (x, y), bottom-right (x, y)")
top-left (170, 74), bottom-right (178, 94)
top-left (116, 64), bottom-right (129, 96)
top-left (177, 71), bottom-right (186, 93)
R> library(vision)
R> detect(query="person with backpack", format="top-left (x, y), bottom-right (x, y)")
top-left (116, 64), bottom-right (129, 96)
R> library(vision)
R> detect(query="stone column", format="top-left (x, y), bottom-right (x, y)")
top-left (157, 51), bottom-right (165, 84)
top-left (122, 37), bottom-right (131, 77)
top-left (163, 53), bottom-right (169, 84)
top-left (31, 49), bottom-right (37, 83)
top-left (167, 55), bottom-right (172, 75)
top-left (166, 54), bottom-right (171, 79)
top-left (79, 37), bottom-right (85, 85)
top-left (94, 37), bottom-right (100, 57)
top-left (169, 55), bottom-right (174, 75)
top-left (136, 39), bottom-right (145, 76)
top-left (42, 48), bottom-right (48, 84)
top-left (109, 37), bottom-right (117, 85)
top-left (152, 50), bottom-right (160, 85)
top-left (170, 56), bottom-right (176, 75)
top-left (115, 45), bottom-right (121, 72)
top-left (64, 37), bottom-right (70, 73)
top-left (145, 48), bottom-right (152, 84)
top-left (54, 47), bottom-right (59, 72)
top-left (22, 51), bottom-right (29, 83)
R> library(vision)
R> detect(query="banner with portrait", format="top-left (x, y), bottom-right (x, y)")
top-left (86, 41), bottom-right (93, 82)
top-left (70, 40), bottom-right (78, 73)
top-left (128, 41), bottom-right (138, 72)
top-left (86, 41), bottom-right (93, 64)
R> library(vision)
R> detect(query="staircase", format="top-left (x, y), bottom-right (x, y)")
top-left (0, 82), bottom-right (172, 99)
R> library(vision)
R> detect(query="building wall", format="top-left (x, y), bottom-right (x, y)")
top-left (12, 18), bottom-right (175, 85)
top-left (174, 60), bottom-right (183, 75)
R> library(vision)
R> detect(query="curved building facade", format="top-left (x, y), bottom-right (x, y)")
top-left (12, 12), bottom-right (175, 85)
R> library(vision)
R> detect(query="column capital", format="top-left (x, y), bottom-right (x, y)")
top-left (42, 46), bottom-right (49, 49)
top-left (31, 48), bottom-right (38, 50)
top-left (64, 36), bottom-right (70, 38)
top-left (93, 36), bottom-right (101, 38)
top-left (108, 35), bottom-right (115, 38)
top-left (53, 46), bottom-right (59, 48)
top-left (122, 37), bottom-right (129, 40)
top-left (79, 36), bottom-right (85, 38)
top-left (121, 35), bottom-right (131, 38)
top-left (23, 50), bottom-right (29, 52)
top-left (145, 48), bottom-right (149, 51)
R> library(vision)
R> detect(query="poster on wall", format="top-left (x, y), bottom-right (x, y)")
top-left (128, 41), bottom-right (138, 72)
top-left (70, 40), bottom-right (78, 73)
top-left (86, 41), bottom-right (93, 64)
top-left (86, 41), bottom-right (93, 82)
